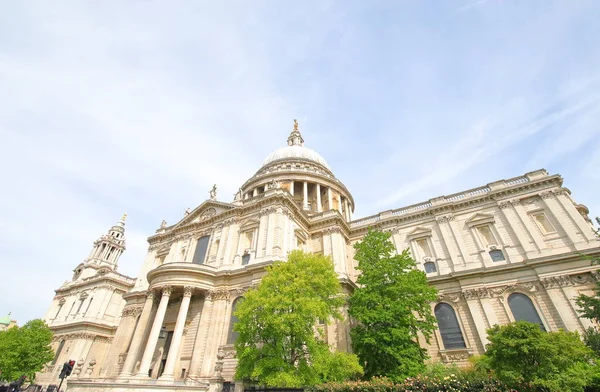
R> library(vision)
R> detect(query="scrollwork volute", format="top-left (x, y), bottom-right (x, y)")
top-left (161, 285), bottom-right (173, 297)
top-left (183, 286), bottom-right (194, 298)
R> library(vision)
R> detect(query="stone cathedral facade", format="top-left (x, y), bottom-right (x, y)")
top-left (40, 122), bottom-right (600, 392)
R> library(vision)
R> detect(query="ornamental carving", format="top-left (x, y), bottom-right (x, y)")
top-left (266, 179), bottom-right (280, 190)
top-left (183, 286), bottom-right (194, 297)
top-left (259, 207), bottom-right (278, 217)
top-left (552, 188), bottom-right (567, 196)
top-left (510, 199), bottom-right (522, 207)
top-left (498, 201), bottom-right (511, 209)
top-left (230, 287), bottom-right (246, 297)
top-left (539, 191), bottom-right (553, 199)
top-left (84, 358), bottom-right (96, 376)
top-left (200, 208), bottom-right (217, 221)
top-left (541, 273), bottom-right (595, 289)
top-left (438, 292), bottom-right (461, 303)
top-left (121, 306), bottom-right (143, 317)
top-left (463, 282), bottom-right (540, 300)
top-left (436, 215), bottom-right (455, 224)
top-left (161, 286), bottom-right (173, 297)
top-left (209, 289), bottom-right (231, 301)
top-left (146, 290), bottom-right (155, 300)
top-left (441, 351), bottom-right (471, 362)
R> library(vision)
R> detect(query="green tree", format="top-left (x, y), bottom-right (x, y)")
top-left (348, 229), bottom-right (438, 381)
top-left (482, 321), bottom-right (596, 392)
top-left (576, 217), bottom-right (600, 356)
top-left (0, 319), bottom-right (54, 382)
top-left (234, 250), bottom-right (363, 387)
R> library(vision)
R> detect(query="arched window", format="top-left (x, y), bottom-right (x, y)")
top-left (489, 249), bottom-right (505, 262)
top-left (424, 262), bottom-right (437, 273)
top-left (434, 303), bottom-right (466, 349)
top-left (227, 297), bottom-right (243, 344)
top-left (508, 293), bottom-right (545, 331)
top-left (51, 340), bottom-right (65, 365)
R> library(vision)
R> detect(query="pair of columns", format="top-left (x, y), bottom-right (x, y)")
top-left (120, 285), bottom-right (193, 381)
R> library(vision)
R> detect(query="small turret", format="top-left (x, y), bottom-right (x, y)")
top-left (287, 119), bottom-right (304, 146)
top-left (85, 214), bottom-right (127, 270)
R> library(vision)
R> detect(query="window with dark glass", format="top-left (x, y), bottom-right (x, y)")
top-left (192, 236), bottom-right (210, 265)
top-left (508, 293), bottom-right (545, 331)
top-left (242, 253), bottom-right (251, 265)
top-left (489, 249), bottom-right (505, 262)
top-left (424, 262), bottom-right (437, 273)
top-left (434, 303), bottom-right (466, 349)
top-left (227, 297), bottom-right (243, 344)
top-left (51, 340), bottom-right (65, 365)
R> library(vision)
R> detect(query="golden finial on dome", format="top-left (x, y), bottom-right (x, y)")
top-left (293, 119), bottom-right (299, 131)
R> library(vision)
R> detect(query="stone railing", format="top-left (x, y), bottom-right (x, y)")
top-left (445, 186), bottom-right (491, 202)
top-left (392, 201), bottom-right (433, 215)
top-left (350, 174), bottom-right (535, 229)
top-left (504, 175), bottom-right (529, 186)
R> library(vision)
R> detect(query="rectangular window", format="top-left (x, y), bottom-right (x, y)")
top-left (84, 298), bottom-right (93, 315)
top-left (192, 236), bottom-right (210, 264)
top-left (240, 231), bottom-right (254, 252)
top-left (532, 212), bottom-right (556, 234)
top-left (242, 253), bottom-right (251, 265)
top-left (54, 304), bottom-right (63, 319)
top-left (477, 225), bottom-right (497, 246)
top-left (76, 299), bottom-right (85, 314)
top-left (415, 238), bottom-right (432, 258)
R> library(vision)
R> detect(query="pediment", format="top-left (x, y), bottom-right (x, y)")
top-left (406, 226), bottom-right (432, 239)
top-left (465, 212), bottom-right (495, 227)
top-left (174, 200), bottom-right (235, 228)
top-left (155, 243), bottom-right (172, 257)
top-left (239, 217), bottom-right (260, 231)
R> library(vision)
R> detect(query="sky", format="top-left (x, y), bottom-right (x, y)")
top-left (1, 1), bottom-right (600, 324)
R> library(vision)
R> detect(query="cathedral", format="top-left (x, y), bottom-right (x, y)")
top-left (38, 121), bottom-right (600, 392)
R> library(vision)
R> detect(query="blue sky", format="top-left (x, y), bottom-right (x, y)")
top-left (1, 1), bottom-right (599, 323)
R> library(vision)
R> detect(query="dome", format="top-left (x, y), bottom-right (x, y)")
top-left (260, 119), bottom-right (331, 170)
top-left (261, 145), bottom-right (330, 170)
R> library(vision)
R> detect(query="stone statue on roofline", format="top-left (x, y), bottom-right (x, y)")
top-left (210, 184), bottom-right (218, 200)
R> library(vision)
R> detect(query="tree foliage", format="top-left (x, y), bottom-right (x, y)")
top-left (482, 321), bottom-right (597, 392)
top-left (575, 217), bottom-right (600, 356)
top-left (348, 229), bottom-right (438, 381)
top-left (0, 319), bottom-right (54, 382)
top-left (234, 250), bottom-right (363, 387)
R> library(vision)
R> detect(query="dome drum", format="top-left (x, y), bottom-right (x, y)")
top-left (239, 122), bottom-right (354, 221)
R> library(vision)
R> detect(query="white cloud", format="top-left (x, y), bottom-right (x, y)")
top-left (1, 1), bottom-right (600, 323)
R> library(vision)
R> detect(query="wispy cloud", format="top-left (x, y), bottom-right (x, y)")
top-left (1, 1), bottom-right (599, 323)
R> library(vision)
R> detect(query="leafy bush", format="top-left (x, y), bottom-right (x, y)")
top-left (482, 321), bottom-right (597, 392)
top-left (309, 372), bottom-right (516, 392)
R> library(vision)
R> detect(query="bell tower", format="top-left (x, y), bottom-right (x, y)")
top-left (85, 214), bottom-right (127, 270)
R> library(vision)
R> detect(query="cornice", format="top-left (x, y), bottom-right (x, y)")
top-left (241, 162), bottom-right (355, 207)
top-left (148, 192), bottom-right (313, 249)
top-left (347, 174), bottom-right (563, 237)
top-left (427, 248), bottom-right (600, 285)
top-left (55, 274), bottom-right (135, 295)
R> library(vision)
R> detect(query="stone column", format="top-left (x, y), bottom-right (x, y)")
top-left (303, 181), bottom-right (308, 210)
top-left (119, 291), bottom-right (156, 377)
top-left (188, 293), bottom-right (214, 379)
top-left (289, 180), bottom-right (294, 197)
top-left (159, 287), bottom-right (193, 381)
top-left (135, 286), bottom-right (172, 378)
top-left (253, 188), bottom-right (258, 197)
top-left (316, 184), bottom-right (322, 212)
top-left (343, 198), bottom-right (350, 221)
top-left (327, 188), bottom-right (333, 211)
